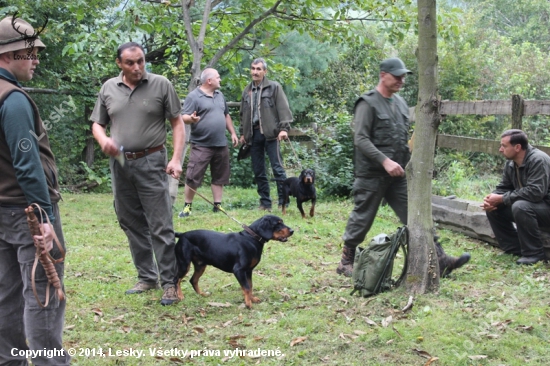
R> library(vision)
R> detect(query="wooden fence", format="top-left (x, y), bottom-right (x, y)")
top-left (412, 94), bottom-right (550, 156)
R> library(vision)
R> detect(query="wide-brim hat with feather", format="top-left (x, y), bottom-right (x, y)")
top-left (0, 16), bottom-right (46, 54)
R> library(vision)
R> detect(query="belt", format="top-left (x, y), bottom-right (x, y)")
top-left (253, 124), bottom-right (260, 129)
top-left (124, 145), bottom-right (164, 160)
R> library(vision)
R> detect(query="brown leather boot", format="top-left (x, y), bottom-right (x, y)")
top-left (336, 245), bottom-right (356, 277)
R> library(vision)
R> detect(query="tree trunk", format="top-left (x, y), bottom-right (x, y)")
top-left (83, 104), bottom-right (95, 168)
top-left (405, 0), bottom-right (440, 294)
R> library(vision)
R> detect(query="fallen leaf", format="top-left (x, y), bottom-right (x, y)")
top-left (111, 315), bottom-right (125, 322)
top-left (193, 326), bottom-right (205, 333)
top-left (339, 297), bottom-right (349, 305)
top-left (93, 315), bottom-right (99, 323)
top-left (424, 357), bottom-right (439, 366)
top-left (363, 316), bottom-right (378, 326)
top-left (353, 330), bottom-right (367, 335)
top-left (121, 326), bottom-right (131, 333)
top-left (382, 315), bottom-right (393, 328)
top-left (222, 320), bottom-right (232, 328)
top-left (253, 336), bottom-right (264, 341)
top-left (412, 348), bottom-right (432, 359)
top-left (229, 334), bottom-right (246, 340)
top-left (91, 308), bottom-right (103, 317)
top-left (64, 325), bottom-right (75, 330)
top-left (290, 336), bottom-right (307, 347)
top-left (208, 302), bottom-right (231, 308)
top-left (386, 339), bottom-right (394, 345)
top-left (517, 325), bottom-right (534, 332)
top-left (486, 334), bottom-right (500, 339)
top-left (468, 355), bottom-right (488, 360)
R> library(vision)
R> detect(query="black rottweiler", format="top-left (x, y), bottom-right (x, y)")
top-left (282, 168), bottom-right (317, 218)
top-left (435, 236), bottom-right (471, 277)
top-left (173, 215), bottom-right (293, 308)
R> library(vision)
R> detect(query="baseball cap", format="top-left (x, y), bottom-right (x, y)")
top-left (380, 57), bottom-right (411, 76)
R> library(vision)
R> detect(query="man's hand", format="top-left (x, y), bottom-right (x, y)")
top-left (382, 158), bottom-right (404, 177)
top-left (278, 131), bottom-right (288, 141)
top-left (166, 159), bottom-right (182, 179)
top-left (239, 135), bottom-right (247, 145)
top-left (481, 193), bottom-right (503, 212)
top-left (183, 111), bottom-right (200, 124)
top-left (34, 223), bottom-right (54, 254)
top-left (99, 138), bottom-right (120, 157)
top-left (231, 134), bottom-right (239, 147)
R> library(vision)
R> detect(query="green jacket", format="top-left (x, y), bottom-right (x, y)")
top-left (493, 145), bottom-right (550, 206)
top-left (0, 69), bottom-right (60, 222)
top-left (353, 89), bottom-right (411, 178)
top-left (239, 77), bottom-right (292, 142)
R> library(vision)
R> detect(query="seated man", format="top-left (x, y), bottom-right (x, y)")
top-left (481, 129), bottom-right (550, 265)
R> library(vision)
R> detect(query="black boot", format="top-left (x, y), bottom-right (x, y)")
top-left (435, 236), bottom-right (471, 277)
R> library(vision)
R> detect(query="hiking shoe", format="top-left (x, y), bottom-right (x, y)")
top-left (336, 261), bottom-right (353, 277)
top-left (258, 205), bottom-right (272, 212)
top-left (125, 281), bottom-right (160, 294)
top-left (213, 203), bottom-right (224, 213)
top-left (336, 245), bottom-right (356, 277)
top-left (160, 285), bottom-right (179, 306)
top-left (178, 204), bottom-right (192, 218)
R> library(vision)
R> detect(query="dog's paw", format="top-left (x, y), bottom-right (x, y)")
top-left (251, 296), bottom-right (261, 303)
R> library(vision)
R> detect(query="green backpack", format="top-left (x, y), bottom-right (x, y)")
top-left (351, 226), bottom-right (409, 297)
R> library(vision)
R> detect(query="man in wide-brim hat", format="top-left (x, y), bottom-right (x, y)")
top-left (0, 15), bottom-right (70, 365)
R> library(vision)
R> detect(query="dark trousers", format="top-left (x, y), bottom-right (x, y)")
top-left (342, 176), bottom-right (408, 248)
top-left (250, 129), bottom-right (287, 208)
top-left (486, 200), bottom-right (550, 258)
top-left (0, 203), bottom-right (70, 365)
top-left (110, 149), bottom-right (176, 288)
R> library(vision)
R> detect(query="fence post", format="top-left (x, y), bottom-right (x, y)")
top-left (511, 94), bottom-right (524, 130)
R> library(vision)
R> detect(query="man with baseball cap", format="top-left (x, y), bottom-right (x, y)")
top-left (337, 57), bottom-right (413, 276)
top-left (0, 15), bottom-right (70, 365)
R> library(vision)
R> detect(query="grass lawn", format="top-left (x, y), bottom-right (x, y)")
top-left (59, 187), bottom-right (550, 365)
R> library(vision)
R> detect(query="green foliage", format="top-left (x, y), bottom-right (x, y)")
top-left (307, 104), bottom-right (355, 197)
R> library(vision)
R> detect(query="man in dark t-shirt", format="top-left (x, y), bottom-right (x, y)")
top-left (179, 68), bottom-right (238, 217)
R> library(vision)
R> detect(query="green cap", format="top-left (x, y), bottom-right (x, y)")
top-left (380, 57), bottom-right (411, 76)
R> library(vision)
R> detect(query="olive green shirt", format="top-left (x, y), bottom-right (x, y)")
top-left (90, 71), bottom-right (181, 151)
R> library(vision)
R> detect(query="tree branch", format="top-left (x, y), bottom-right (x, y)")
top-left (207, 0), bottom-right (283, 68)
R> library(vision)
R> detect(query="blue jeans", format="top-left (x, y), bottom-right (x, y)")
top-left (110, 149), bottom-right (176, 288)
top-left (0, 203), bottom-right (70, 365)
top-left (250, 129), bottom-right (287, 208)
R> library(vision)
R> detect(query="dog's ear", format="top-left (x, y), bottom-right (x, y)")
top-left (299, 170), bottom-right (306, 181)
top-left (251, 215), bottom-right (281, 240)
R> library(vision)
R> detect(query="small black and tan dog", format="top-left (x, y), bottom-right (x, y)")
top-left (173, 215), bottom-right (293, 308)
top-left (282, 168), bottom-right (317, 218)
top-left (435, 236), bottom-right (471, 277)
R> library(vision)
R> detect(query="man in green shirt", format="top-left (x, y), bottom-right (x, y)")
top-left (337, 57), bottom-right (412, 277)
top-left (0, 16), bottom-right (70, 365)
top-left (91, 42), bottom-right (184, 305)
